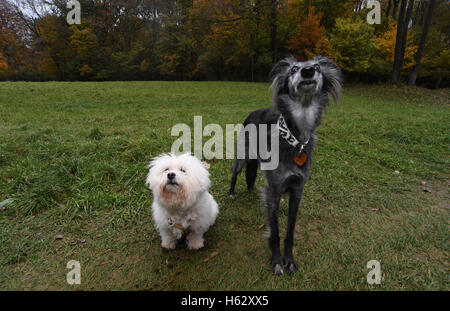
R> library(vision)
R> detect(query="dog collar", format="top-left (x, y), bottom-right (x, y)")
top-left (277, 115), bottom-right (309, 154)
top-left (168, 217), bottom-right (191, 233)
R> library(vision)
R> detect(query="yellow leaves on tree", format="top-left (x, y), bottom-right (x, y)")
top-left (288, 8), bottom-right (333, 61)
top-left (374, 22), bottom-right (418, 71)
top-left (158, 54), bottom-right (181, 76)
top-left (190, 0), bottom-right (256, 77)
top-left (208, 14), bottom-right (253, 67)
top-left (140, 59), bottom-right (151, 73)
top-left (330, 18), bottom-right (374, 72)
top-left (70, 26), bottom-right (99, 61)
top-left (80, 64), bottom-right (93, 77)
top-left (70, 25), bottom-right (99, 77)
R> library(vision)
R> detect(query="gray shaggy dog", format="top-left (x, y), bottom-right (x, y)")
top-left (229, 55), bottom-right (342, 275)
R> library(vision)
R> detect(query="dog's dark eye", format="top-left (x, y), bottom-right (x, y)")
top-left (290, 66), bottom-right (299, 74)
top-left (164, 168), bottom-right (169, 172)
top-left (180, 168), bottom-right (186, 173)
top-left (313, 64), bottom-right (321, 72)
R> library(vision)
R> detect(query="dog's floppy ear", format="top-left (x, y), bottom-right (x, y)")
top-left (315, 55), bottom-right (342, 104)
top-left (269, 56), bottom-right (296, 107)
top-left (269, 56), bottom-right (296, 81)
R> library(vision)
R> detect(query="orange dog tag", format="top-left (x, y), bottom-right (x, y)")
top-left (293, 153), bottom-right (307, 167)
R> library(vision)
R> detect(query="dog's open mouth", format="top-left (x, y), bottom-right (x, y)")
top-left (299, 80), bottom-right (316, 86)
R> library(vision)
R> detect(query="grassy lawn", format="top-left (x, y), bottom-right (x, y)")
top-left (0, 81), bottom-right (448, 290)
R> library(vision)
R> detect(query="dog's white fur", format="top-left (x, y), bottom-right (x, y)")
top-left (146, 153), bottom-right (218, 250)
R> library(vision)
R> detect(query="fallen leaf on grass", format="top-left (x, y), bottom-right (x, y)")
top-left (23, 275), bottom-right (33, 283)
top-left (55, 235), bottom-right (64, 240)
top-left (257, 223), bottom-right (265, 230)
top-left (202, 161), bottom-right (211, 169)
top-left (165, 258), bottom-right (173, 268)
top-left (96, 234), bottom-right (103, 238)
top-left (423, 189), bottom-right (431, 193)
top-left (0, 198), bottom-right (14, 211)
top-left (203, 251), bottom-right (219, 263)
top-left (71, 238), bottom-right (86, 245)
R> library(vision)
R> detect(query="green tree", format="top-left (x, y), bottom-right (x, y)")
top-left (329, 18), bottom-right (375, 72)
top-left (156, 0), bottom-right (195, 79)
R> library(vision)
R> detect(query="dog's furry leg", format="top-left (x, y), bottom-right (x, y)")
top-left (245, 159), bottom-right (258, 191)
top-left (160, 227), bottom-right (177, 250)
top-left (283, 186), bottom-right (304, 274)
top-left (265, 186), bottom-right (283, 275)
top-left (229, 158), bottom-right (245, 198)
top-left (186, 231), bottom-right (205, 250)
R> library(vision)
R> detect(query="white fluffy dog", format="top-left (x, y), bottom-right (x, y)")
top-left (146, 153), bottom-right (219, 250)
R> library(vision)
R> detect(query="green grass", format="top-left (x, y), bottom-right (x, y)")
top-left (0, 81), bottom-right (448, 290)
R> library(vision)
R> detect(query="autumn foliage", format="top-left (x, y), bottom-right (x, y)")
top-left (0, 0), bottom-right (448, 86)
top-left (375, 22), bottom-right (418, 71)
top-left (288, 8), bottom-right (333, 61)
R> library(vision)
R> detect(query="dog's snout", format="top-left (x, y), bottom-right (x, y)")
top-left (167, 172), bottom-right (176, 180)
top-left (301, 66), bottom-right (315, 79)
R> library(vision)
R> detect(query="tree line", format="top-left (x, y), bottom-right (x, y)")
top-left (0, 0), bottom-right (448, 87)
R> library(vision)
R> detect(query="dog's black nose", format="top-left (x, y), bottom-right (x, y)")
top-left (301, 66), bottom-right (315, 79)
top-left (167, 172), bottom-right (176, 180)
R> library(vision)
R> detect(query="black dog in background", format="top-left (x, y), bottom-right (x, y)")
top-left (229, 55), bottom-right (342, 275)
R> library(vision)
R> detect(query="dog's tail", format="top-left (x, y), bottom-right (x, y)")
top-left (245, 159), bottom-right (258, 191)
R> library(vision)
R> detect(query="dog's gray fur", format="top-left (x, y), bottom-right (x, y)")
top-left (229, 55), bottom-right (342, 275)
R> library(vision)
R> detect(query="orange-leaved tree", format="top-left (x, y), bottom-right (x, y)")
top-left (287, 8), bottom-right (333, 61)
top-left (0, 52), bottom-right (8, 78)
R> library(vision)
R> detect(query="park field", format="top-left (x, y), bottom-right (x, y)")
top-left (0, 81), bottom-right (448, 290)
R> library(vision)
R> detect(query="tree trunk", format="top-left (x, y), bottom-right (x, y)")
top-left (435, 76), bottom-right (443, 88)
top-left (409, 0), bottom-right (437, 85)
top-left (397, 0), bottom-right (415, 74)
top-left (386, 0), bottom-right (392, 17)
top-left (392, 0), bottom-right (408, 83)
top-left (270, 0), bottom-right (278, 63)
top-left (392, 0), bottom-right (400, 18)
top-left (358, 0), bottom-right (364, 11)
top-left (413, 0), bottom-right (421, 24)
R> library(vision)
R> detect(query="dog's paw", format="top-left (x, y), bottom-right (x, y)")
top-left (161, 240), bottom-right (176, 251)
top-left (272, 263), bottom-right (284, 276)
top-left (283, 258), bottom-right (298, 275)
top-left (187, 236), bottom-right (205, 250)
